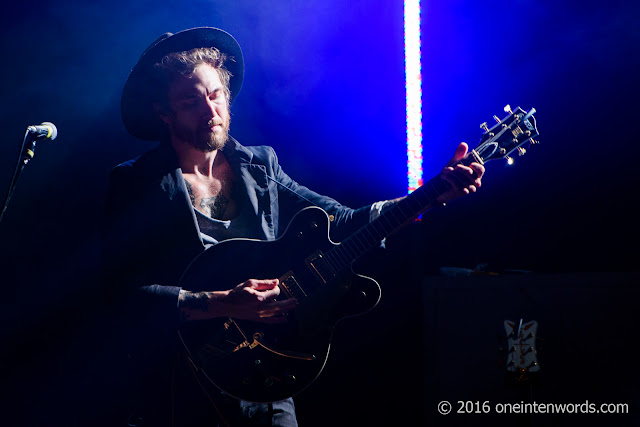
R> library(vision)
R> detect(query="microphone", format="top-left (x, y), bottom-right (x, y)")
top-left (27, 122), bottom-right (58, 140)
top-left (1, 122), bottom-right (58, 222)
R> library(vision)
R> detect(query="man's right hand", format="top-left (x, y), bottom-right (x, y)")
top-left (178, 279), bottom-right (297, 323)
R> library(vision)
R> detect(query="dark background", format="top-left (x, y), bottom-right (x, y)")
top-left (1, 0), bottom-right (638, 425)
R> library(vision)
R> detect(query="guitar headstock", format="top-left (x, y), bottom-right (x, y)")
top-left (472, 105), bottom-right (539, 165)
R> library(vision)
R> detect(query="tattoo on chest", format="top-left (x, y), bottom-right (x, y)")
top-left (185, 180), bottom-right (196, 205)
top-left (200, 195), bottom-right (229, 220)
top-left (185, 180), bottom-right (230, 220)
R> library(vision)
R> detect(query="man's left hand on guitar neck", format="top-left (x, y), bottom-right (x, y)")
top-left (380, 142), bottom-right (485, 218)
top-left (437, 142), bottom-right (485, 205)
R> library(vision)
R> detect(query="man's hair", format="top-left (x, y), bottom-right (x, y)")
top-left (150, 47), bottom-right (233, 111)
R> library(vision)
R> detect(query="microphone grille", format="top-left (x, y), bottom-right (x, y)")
top-left (42, 122), bottom-right (58, 140)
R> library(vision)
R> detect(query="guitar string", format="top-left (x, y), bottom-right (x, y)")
top-left (326, 176), bottom-right (444, 272)
top-left (273, 117), bottom-right (526, 275)
top-left (350, 115), bottom-right (533, 265)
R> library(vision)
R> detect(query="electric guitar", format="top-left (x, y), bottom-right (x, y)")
top-left (178, 105), bottom-right (539, 403)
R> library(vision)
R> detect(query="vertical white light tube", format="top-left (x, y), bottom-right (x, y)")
top-left (404, 0), bottom-right (423, 192)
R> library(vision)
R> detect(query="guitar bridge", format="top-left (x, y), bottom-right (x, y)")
top-left (305, 251), bottom-right (335, 284)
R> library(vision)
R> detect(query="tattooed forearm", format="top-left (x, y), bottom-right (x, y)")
top-left (179, 291), bottom-right (210, 322)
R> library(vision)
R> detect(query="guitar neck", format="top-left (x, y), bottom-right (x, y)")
top-left (322, 103), bottom-right (539, 273)
top-left (323, 172), bottom-right (452, 272)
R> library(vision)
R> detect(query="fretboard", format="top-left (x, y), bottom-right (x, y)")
top-left (321, 175), bottom-right (452, 273)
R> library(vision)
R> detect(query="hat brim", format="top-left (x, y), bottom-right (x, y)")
top-left (121, 27), bottom-right (244, 141)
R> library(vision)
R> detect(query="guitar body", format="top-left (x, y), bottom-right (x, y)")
top-left (177, 105), bottom-right (539, 403)
top-left (178, 207), bottom-right (381, 403)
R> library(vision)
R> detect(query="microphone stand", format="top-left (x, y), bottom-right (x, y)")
top-left (0, 130), bottom-right (39, 225)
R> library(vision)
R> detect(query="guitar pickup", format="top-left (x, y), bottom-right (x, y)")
top-left (305, 251), bottom-right (336, 284)
top-left (280, 271), bottom-right (307, 299)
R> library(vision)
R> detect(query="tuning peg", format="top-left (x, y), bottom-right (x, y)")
top-left (493, 115), bottom-right (501, 124)
top-left (480, 122), bottom-right (489, 132)
top-left (517, 147), bottom-right (526, 156)
top-left (504, 104), bottom-right (513, 114)
top-left (506, 156), bottom-right (514, 165)
top-left (530, 139), bottom-right (538, 145)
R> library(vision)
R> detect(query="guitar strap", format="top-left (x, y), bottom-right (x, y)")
top-left (265, 174), bottom-right (320, 208)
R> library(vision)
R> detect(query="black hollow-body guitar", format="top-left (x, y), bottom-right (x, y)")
top-left (178, 106), bottom-right (539, 403)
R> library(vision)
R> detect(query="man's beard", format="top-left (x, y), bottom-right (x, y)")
top-left (173, 117), bottom-right (230, 152)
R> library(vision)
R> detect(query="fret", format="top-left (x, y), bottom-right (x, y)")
top-left (322, 111), bottom-right (541, 271)
top-left (323, 250), bottom-right (339, 273)
top-left (338, 245), bottom-right (351, 267)
top-left (352, 235), bottom-right (367, 253)
top-left (324, 173), bottom-right (451, 271)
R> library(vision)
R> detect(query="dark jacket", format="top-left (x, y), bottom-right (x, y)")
top-left (101, 138), bottom-right (372, 423)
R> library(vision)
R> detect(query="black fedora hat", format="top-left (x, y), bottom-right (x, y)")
top-left (121, 27), bottom-right (244, 141)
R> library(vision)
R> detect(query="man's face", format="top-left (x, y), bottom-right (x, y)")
top-left (160, 63), bottom-right (231, 152)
